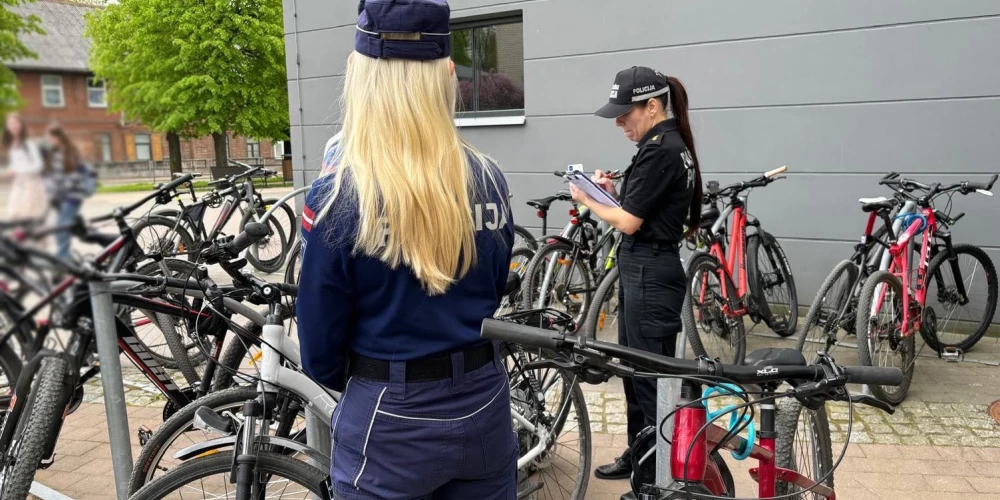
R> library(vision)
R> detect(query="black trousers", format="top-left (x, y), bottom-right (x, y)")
top-left (617, 238), bottom-right (685, 446)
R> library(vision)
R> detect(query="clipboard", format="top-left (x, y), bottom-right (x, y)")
top-left (565, 170), bottom-right (621, 207)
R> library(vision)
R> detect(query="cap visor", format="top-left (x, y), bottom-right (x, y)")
top-left (595, 102), bottom-right (632, 119)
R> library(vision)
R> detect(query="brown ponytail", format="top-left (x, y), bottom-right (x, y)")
top-left (666, 76), bottom-right (703, 239)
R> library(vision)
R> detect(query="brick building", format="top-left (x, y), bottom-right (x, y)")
top-left (5, 0), bottom-right (285, 172)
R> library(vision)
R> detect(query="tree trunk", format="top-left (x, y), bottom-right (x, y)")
top-left (167, 132), bottom-right (182, 174)
top-left (212, 132), bottom-right (229, 169)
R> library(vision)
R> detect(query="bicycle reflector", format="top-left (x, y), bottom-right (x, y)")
top-left (537, 210), bottom-right (545, 218)
top-left (569, 208), bottom-right (579, 217)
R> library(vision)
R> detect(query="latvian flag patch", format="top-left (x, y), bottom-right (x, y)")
top-left (302, 205), bottom-right (315, 232)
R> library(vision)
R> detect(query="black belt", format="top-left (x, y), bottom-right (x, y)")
top-left (622, 236), bottom-right (680, 253)
top-left (347, 342), bottom-right (495, 382)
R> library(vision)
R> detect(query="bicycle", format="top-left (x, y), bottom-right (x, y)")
top-left (684, 166), bottom-right (798, 365)
top-left (853, 174), bottom-right (998, 404)
top-left (481, 318), bottom-right (904, 499)
top-left (131, 164), bottom-right (293, 274)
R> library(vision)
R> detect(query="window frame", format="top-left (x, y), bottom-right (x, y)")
top-left (98, 133), bottom-right (112, 162)
top-left (246, 138), bottom-right (261, 159)
top-left (87, 78), bottom-right (108, 108)
top-left (451, 12), bottom-right (525, 124)
top-left (134, 133), bottom-right (152, 161)
top-left (40, 74), bottom-right (65, 108)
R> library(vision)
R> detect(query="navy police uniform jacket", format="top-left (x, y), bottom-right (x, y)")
top-left (296, 150), bottom-right (514, 392)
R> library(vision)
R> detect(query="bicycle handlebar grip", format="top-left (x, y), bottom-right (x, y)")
top-left (275, 282), bottom-right (298, 297)
top-left (481, 318), bottom-right (562, 349)
top-left (843, 366), bottom-right (904, 387)
top-left (764, 165), bottom-right (787, 178)
top-left (159, 173), bottom-right (195, 194)
top-left (989, 174), bottom-right (999, 189)
top-left (225, 222), bottom-right (270, 256)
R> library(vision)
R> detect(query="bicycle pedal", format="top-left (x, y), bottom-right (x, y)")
top-left (39, 454), bottom-right (55, 470)
top-left (940, 347), bottom-right (963, 363)
top-left (138, 425), bottom-right (154, 447)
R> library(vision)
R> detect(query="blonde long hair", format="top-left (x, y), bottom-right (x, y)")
top-left (318, 35), bottom-right (499, 296)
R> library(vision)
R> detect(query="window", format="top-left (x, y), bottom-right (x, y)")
top-left (246, 138), bottom-right (261, 158)
top-left (41, 75), bottom-right (64, 108)
top-left (88, 78), bottom-right (107, 108)
top-left (98, 133), bottom-right (112, 162)
top-left (272, 140), bottom-right (285, 159)
top-left (451, 14), bottom-right (524, 119)
top-left (135, 133), bottom-right (152, 161)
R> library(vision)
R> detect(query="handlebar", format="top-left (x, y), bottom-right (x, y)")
top-left (224, 222), bottom-right (269, 257)
top-left (880, 173), bottom-right (997, 205)
top-left (706, 166), bottom-right (789, 201)
top-left (481, 318), bottom-right (904, 387)
top-left (764, 165), bottom-right (787, 179)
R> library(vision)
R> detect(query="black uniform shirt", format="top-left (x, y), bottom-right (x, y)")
top-left (618, 118), bottom-right (696, 243)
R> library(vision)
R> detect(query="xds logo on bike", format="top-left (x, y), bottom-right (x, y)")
top-left (123, 335), bottom-right (180, 391)
top-left (756, 367), bottom-right (778, 377)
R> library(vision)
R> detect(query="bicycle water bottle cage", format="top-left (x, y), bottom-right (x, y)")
top-left (894, 213), bottom-right (928, 235)
top-left (702, 383), bottom-right (756, 460)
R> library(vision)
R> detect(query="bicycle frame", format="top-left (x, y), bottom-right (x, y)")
top-left (668, 381), bottom-right (834, 498)
top-left (871, 207), bottom-right (938, 338)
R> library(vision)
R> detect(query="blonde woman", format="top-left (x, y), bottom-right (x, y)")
top-left (296, 1), bottom-right (516, 499)
top-left (2, 113), bottom-right (48, 220)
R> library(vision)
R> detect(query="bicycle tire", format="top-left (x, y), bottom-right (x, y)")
top-left (774, 398), bottom-right (834, 497)
top-left (520, 242), bottom-right (592, 328)
top-left (580, 266), bottom-right (619, 340)
top-left (683, 253), bottom-right (746, 364)
top-left (130, 215), bottom-right (198, 263)
top-left (794, 260), bottom-right (859, 364)
top-left (129, 451), bottom-right (330, 500)
top-left (239, 207), bottom-right (289, 274)
top-left (0, 356), bottom-right (69, 500)
top-left (284, 238), bottom-right (302, 286)
top-left (746, 232), bottom-right (798, 336)
top-left (261, 198), bottom-right (298, 248)
top-left (129, 385), bottom-right (298, 493)
top-left (922, 244), bottom-right (998, 352)
top-left (0, 342), bottom-right (20, 412)
top-left (514, 224), bottom-right (538, 251)
top-left (856, 270), bottom-right (913, 405)
top-left (497, 246), bottom-right (536, 316)
top-left (126, 259), bottom-right (207, 370)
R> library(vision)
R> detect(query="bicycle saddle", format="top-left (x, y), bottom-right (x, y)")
top-left (858, 197), bottom-right (898, 213)
top-left (526, 192), bottom-right (572, 211)
top-left (699, 206), bottom-right (720, 228)
top-left (744, 348), bottom-right (806, 368)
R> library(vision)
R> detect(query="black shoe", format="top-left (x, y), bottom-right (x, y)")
top-left (595, 448), bottom-right (633, 480)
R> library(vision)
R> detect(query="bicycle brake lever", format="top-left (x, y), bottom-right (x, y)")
top-left (849, 394), bottom-right (896, 415)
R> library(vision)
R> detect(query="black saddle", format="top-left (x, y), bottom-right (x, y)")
top-left (858, 197), bottom-right (898, 214)
top-left (526, 191), bottom-right (572, 211)
top-left (744, 348), bottom-right (806, 368)
top-left (700, 206), bottom-right (720, 228)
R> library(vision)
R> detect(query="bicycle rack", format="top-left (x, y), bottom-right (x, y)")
top-left (655, 323), bottom-right (688, 488)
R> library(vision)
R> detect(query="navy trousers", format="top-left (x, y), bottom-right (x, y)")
top-left (330, 345), bottom-right (517, 500)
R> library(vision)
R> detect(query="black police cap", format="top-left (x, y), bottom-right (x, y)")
top-left (595, 66), bottom-right (670, 119)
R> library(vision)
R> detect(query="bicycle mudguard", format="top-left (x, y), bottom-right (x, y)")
top-left (171, 435), bottom-right (329, 470)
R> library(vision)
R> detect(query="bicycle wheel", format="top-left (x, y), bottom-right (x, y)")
top-left (284, 238), bottom-right (302, 286)
top-left (0, 344), bottom-right (20, 414)
top-left (746, 232), bottom-right (798, 336)
top-left (131, 215), bottom-right (198, 262)
top-left (0, 356), bottom-right (69, 500)
top-left (240, 208), bottom-right (289, 274)
top-left (128, 386), bottom-right (307, 493)
top-left (794, 260), bottom-right (860, 364)
top-left (856, 270), bottom-right (913, 405)
top-left (515, 224), bottom-right (538, 251)
top-left (125, 259), bottom-right (208, 370)
top-left (129, 451), bottom-right (329, 500)
top-left (261, 198), bottom-right (298, 248)
top-left (774, 398), bottom-right (834, 499)
top-left (923, 244), bottom-right (998, 352)
top-left (580, 266), bottom-right (619, 340)
top-left (502, 343), bottom-right (590, 500)
top-left (521, 242), bottom-right (592, 328)
top-left (683, 253), bottom-right (746, 364)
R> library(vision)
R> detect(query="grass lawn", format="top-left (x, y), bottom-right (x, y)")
top-left (98, 178), bottom-right (292, 194)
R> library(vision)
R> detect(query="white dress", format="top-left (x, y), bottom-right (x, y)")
top-left (5, 140), bottom-right (49, 220)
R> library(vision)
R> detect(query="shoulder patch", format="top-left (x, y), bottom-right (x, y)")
top-left (643, 134), bottom-right (664, 148)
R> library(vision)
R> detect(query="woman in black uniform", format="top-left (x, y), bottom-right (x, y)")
top-left (569, 66), bottom-right (703, 482)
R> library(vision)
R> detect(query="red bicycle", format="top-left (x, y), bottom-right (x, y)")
top-left (855, 174), bottom-right (998, 404)
top-left (482, 319), bottom-right (903, 499)
top-left (684, 166), bottom-right (798, 365)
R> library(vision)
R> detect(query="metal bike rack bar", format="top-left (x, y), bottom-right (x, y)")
top-left (89, 281), bottom-right (133, 500)
top-left (656, 329), bottom-right (687, 487)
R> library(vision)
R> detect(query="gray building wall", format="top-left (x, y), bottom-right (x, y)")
top-left (283, 0), bottom-right (1000, 309)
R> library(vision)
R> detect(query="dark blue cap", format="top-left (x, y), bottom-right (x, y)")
top-left (355, 0), bottom-right (452, 61)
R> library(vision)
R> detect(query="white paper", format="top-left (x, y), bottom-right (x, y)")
top-left (566, 171), bottom-right (620, 207)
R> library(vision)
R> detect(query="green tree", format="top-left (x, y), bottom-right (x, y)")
top-left (86, 0), bottom-right (288, 173)
top-left (0, 0), bottom-right (44, 113)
